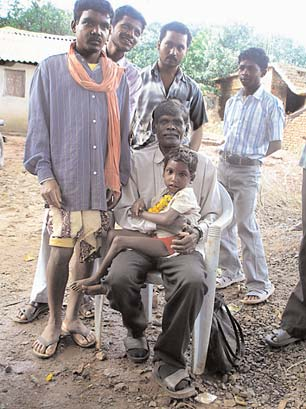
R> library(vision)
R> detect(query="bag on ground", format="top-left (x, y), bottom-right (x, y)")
top-left (205, 294), bottom-right (245, 374)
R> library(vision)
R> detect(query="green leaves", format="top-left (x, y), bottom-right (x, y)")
top-left (0, 0), bottom-right (72, 36)
top-left (1, 2), bottom-right (306, 88)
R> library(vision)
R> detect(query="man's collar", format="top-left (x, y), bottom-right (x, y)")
top-left (154, 144), bottom-right (165, 164)
top-left (151, 61), bottom-right (185, 81)
top-left (237, 84), bottom-right (264, 100)
top-left (116, 55), bottom-right (127, 67)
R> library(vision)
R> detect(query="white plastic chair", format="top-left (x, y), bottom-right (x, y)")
top-left (94, 183), bottom-right (233, 374)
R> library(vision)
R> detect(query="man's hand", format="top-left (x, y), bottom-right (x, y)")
top-left (171, 231), bottom-right (198, 254)
top-left (106, 188), bottom-right (121, 210)
top-left (130, 198), bottom-right (146, 217)
top-left (41, 179), bottom-right (62, 208)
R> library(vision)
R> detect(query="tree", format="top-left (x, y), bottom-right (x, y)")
top-left (265, 35), bottom-right (306, 67)
top-left (1, 1), bottom-right (306, 88)
top-left (0, 0), bottom-right (72, 36)
top-left (128, 23), bottom-right (160, 68)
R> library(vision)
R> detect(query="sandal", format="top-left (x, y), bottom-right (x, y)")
top-left (265, 328), bottom-right (301, 347)
top-left (61, 323), bottom-right (96, 348)
top-left (14, 301), bottom-right (49, 323)
top-left (241, 284), bottom-right (275, 305)
top-left (216, 272), bottom-right (245, 289)
top-left (32, 335), bottom-right (60, 359)
top-left (79, 295), bottom-right (95, 319)
top-left (152, 361), bottom-right (196, 399)
top-left (124, 336), bottom-right (149, 363)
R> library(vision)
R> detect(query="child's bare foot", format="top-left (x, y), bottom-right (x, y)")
top-left (82, 284), bottom-right (107, 295)
top-left (70, 277), bottom-right (99, 292)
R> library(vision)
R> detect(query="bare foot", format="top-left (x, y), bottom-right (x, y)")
top-left (70, 276), bottom-right (100, 292)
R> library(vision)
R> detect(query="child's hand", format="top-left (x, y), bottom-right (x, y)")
top-left (182, 221), bottom-right (193, 234)
top-left (130, 198), bottom-right (146, 217)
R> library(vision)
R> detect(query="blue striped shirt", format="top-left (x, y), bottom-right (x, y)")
top-left (24, 52), bottom-right (131, 212)
top-left (222, 85), bottom-right (285, 160)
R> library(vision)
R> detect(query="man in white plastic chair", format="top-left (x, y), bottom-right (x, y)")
top-left (104, 99), bottom-right (222, 399)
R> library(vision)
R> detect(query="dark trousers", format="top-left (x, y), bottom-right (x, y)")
top-left (105, 250), bottom-right (207, 369)
top-left (281, 168), bottom-right (306, 339)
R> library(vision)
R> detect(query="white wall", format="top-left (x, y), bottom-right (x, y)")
top-left (0, 62), bottom-right (36, 134)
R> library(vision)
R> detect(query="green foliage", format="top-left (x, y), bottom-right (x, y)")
top-left (0, 0), bottom-right (72, 36)
top-left (128, 23), bottom-right (160, 68)
top-left (182, 28), bottom-right (237, 93)
top-left (265, 35), bottom-right (306, 67)
top-left (1, 0), bottom-right (306, 89)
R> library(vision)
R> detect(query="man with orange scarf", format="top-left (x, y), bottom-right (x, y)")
top-left (24, 0), bottom-right (130, 359)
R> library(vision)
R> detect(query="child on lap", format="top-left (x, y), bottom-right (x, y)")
top-left (70, 147), bottom-right (200, 295)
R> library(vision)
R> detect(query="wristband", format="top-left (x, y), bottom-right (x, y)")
top-left (193, 225), bottom-right (203, 243)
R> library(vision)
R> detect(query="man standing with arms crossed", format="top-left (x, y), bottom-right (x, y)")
top-left (217, 47), bottom-right (285, 304)
top-left (24, 0), bottom-right (130, 358)
top-left (15, 4), bottom-right (146, 324)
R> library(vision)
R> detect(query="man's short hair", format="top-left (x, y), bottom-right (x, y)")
top-left (159, 21), bottom-right (192, 48)
top-left (238, 47), bottom-right (269, 72)
top-left (111, 5), bottom-right (146, 31)
top-left (73, 0), bottom-right (113, 22)
top-left (152, 98), bottom-right (189, 126)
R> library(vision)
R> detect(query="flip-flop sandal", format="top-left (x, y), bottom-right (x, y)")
top-left (124, 336), bottom-right (149, 363)
top-left (61, 324), bottom-right (96, 348)
top-left (216, 273), bottom-right (245, 289)
top-left (32, 335), bottom-right (60, 359)
top-left (241, 284), bottom-right (275, 305)
top-left (14, 302), bottom-right (49, 323)
top-left (152, 361), bottom-right (196, 399)
top-left (265, 329), bottom-right (301, 347)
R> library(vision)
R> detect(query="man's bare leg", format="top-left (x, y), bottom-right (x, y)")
top-left (32, 246), bottom-right (73, 357)
top-left (62, 251), bottom-right (96, 347)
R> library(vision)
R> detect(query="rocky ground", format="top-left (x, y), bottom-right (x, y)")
top-left (0, 135), bottom-right (305, 409)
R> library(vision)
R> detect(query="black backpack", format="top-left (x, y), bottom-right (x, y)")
top-left (205, 294), bottom-right (245, 375)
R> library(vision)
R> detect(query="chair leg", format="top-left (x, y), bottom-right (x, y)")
top-left (141, 283), bottom-right (153, 322)
top-left (191, 227), bottom-right (220, 374)
top-left (94, 294), bottom-right (104, 350)
top-left (192, 300), bottom-right (213, 374)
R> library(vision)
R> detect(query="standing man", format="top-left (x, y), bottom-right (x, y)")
top-left (24, 0), bottom-right (130, 358)
top-left (107, 99), bottom-right (221, 399)
top-left (106, 5), bottom-right (146, 117)
top-left (15, 4), bottom-right (146, 324)
top-left (131, 21), bottom-right (207, 151)
top-left (266, 144), bottom-right (306, 346)
top-left (217, 47), bottom-right (285, 304)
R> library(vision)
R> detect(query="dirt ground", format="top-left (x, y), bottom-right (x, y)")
top-left (0, 135), bottom-right (305, 409)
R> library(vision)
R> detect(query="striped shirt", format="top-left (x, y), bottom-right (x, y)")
top-left (130, 61), bottom-right (207, 147)
top-left (24, 52), bottom-right (131, 212)
top-left (117, 56), bottom-right (142, 119)
top-left (222, 85), bottom-right (285, 160)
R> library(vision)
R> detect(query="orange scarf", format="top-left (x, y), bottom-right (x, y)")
top-left (67, 42), bottom-right (125, 194)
